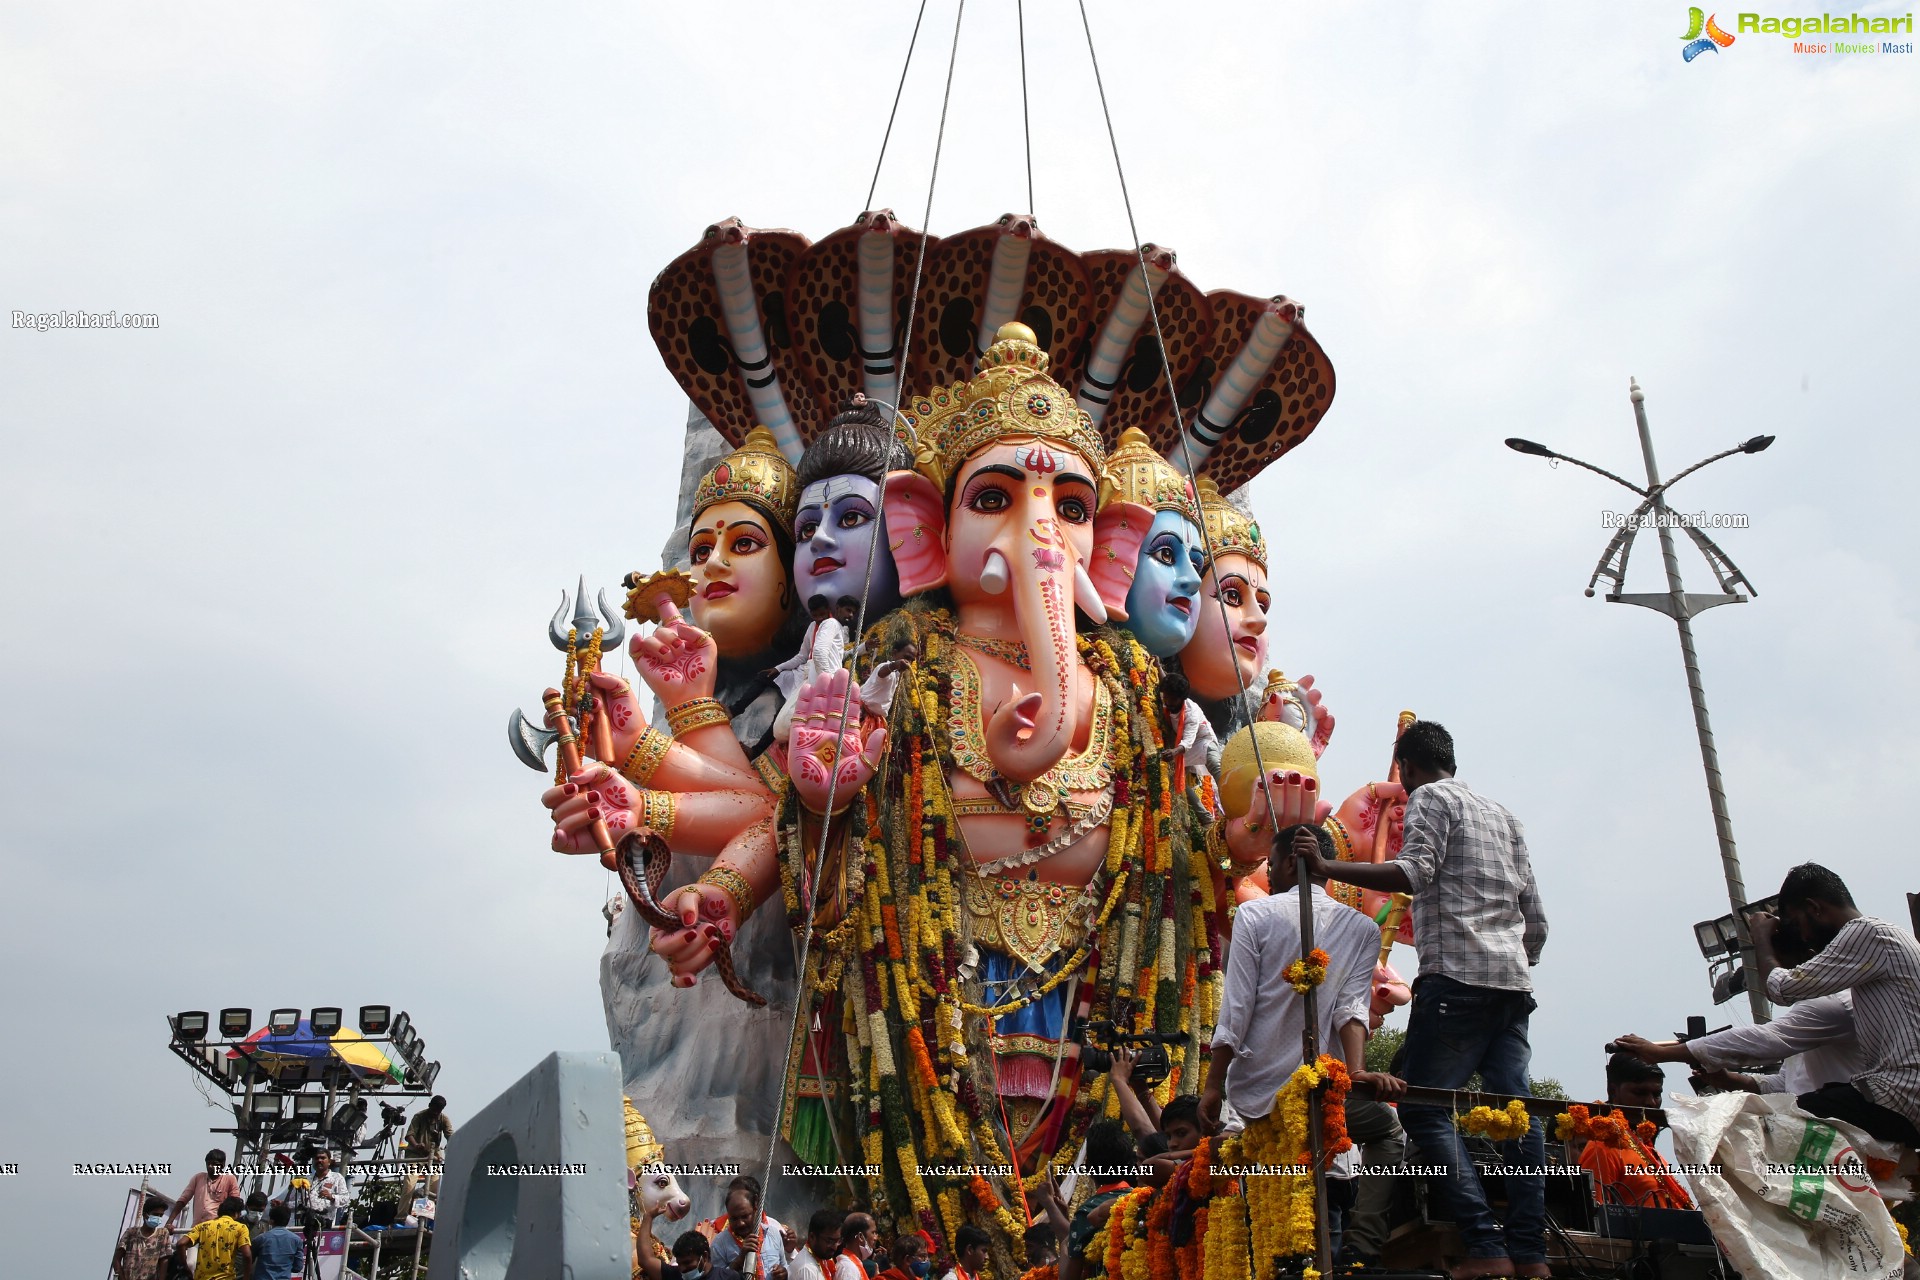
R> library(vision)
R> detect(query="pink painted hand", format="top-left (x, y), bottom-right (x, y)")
top-left (1221, 768), bottom-right (1332, 865)
top-left (788, 669), bottom-right (887, 816)
top-left (582, 671), bottom-right (646, 762)
top-left (544, 764), bottom-right (640, 855)
top-left (1258, 674), bottom-right (1335, 759)
top-left (629, 601), bottom-right (719, 703)
top-left (649, 884), bottom-right (738, 986)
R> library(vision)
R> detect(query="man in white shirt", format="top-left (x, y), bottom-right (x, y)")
top-left (785, 1209), bottom-right (843, 1280)
top-left (1202, 822), bottom-right (1405, 1263)
top-left (1613, 915), bottom-right (1863, 1096)
top-left (309, 1151), bottom-right (350, 1226)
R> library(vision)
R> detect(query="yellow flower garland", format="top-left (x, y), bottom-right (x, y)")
top-left (1456, 1100), bottom-right (1532, 1142)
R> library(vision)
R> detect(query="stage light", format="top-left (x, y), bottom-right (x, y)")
top-left (329, 1097), bottom-right (368, 1145)
top-left (174, 1011), bottom-right (209, 1042)
top-left (294, 1094), bottom-right (328, 1120)
top-left (219, 1008), bottom-right (253, 1038)
top-left (391, 1011), bottom-right (411, 1046)
top-left (269, 1008), bottom-right (301, 1036)
top-left (1712, 966), bottom-right (1748, 1006)
top-left (249, 1093), bottom-right (285, 1120)
top-left (358, 1005), bottom-right (392, 1036)
top-left (422, 1061), bottom-right (440, 1090)
top-left (310, 1007), bottom-right (343, 1036)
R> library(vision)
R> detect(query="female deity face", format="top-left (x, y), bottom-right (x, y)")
top-left (1179, 552), bottom-right (1270, 701)
top-left (687, 499), bottom-right (792, 657)
top-left (1123, 509), bottom-right (1207, 657)
top-left (945, 439), bottom-right (1098, 611)
top-left (792, 474), bottom-right (897, 615)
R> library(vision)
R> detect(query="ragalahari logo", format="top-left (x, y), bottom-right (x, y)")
top-left (1682, 7), bottom-right (1738, 58)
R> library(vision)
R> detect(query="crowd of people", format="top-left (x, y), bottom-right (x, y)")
top-left (112, 1094), bottom-right (455, 1280)
top-left (621, 720), bottom-right (1916, 1280)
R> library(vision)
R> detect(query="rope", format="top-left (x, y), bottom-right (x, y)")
top-left (1018, 0), bottom-right (1034, 214)
top-left (865, 0), bottom-right (933, 212)
top-left (763, 0), bottom-right (969, 1212)
top-left (1075, 4), bottom-right (1309, 1274)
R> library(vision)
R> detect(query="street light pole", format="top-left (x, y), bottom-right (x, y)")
top-left (1628, 379), bottom-right (1769, 1024)
top-left (1506, 382), bottom-right (1774, 1023)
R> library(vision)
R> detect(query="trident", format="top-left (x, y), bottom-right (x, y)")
top-left (507, 577), bottom-right (627, 773)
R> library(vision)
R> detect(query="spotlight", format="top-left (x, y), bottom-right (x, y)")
top-left (358, 1005), bottom-right (392, 1036)
top-left (174, 1011), bottom-right (209, 1042)
top-left (310, 1007), bottom-right (343, 1037)
top-left (219, 1008), bottom-right (253, 1038)
top-left (294, 1094), bottom-right (328, 1121)
top-left (422, 1061), bottom-right (441, 1091)
top-left (329, 1098), bottom-right (368, 1145)
top-left (269, 1008), bottom-right (301, 1036)
top-left (390, 1011), bottom-right (411, 1046)
top-left (249, 1093), bottom-right (286, 1120)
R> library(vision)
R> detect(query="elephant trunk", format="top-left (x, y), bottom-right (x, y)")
top-left (983, 544), bottom-right (1080, 784)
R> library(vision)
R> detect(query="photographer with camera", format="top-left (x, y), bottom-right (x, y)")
top-left (401, 1095), bottom-right (452, 1205)
top-left (1204, 821), bottom-right (1406, 1268)
top-left (1104, 1046), bottom-right (1205, 1186)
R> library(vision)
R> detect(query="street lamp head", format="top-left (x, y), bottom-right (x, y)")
top-left (1505, 437), bottom-right (1557, 458)
top-left (1739, 434), bottom-right (1775, 454)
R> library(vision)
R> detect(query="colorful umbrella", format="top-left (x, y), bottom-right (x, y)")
top-left (228, 1021), bottom-right (402, 1084)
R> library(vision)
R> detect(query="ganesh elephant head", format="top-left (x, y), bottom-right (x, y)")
top-left (884, 450), bottom-right (1147, 783)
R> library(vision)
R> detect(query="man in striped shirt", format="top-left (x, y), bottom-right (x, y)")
top-left (1751, 862), bottom-right (1920, 1148)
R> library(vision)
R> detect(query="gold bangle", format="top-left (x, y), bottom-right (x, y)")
top-left (698, 865), bottom-right (755, 920)
top-left (620, 728), bottom-right (674, 787)
top-left (666, 697), bottom-right (731, 736)
top-left (638, 790), bottom-right (677, 841)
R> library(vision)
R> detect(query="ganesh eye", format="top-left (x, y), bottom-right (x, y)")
top-left (1057, 495), bottom-right (1090, 523)
top-left (968, 486), bottom-right (1010, 513)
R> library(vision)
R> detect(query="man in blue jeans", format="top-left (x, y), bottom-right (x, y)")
top-left (1303, 720), bottom-right (1549, 1280)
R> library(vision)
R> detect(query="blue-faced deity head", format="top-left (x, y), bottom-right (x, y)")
top-left (1104, 428), bottom-right (1208, 657)
top-left (1124, 509), bottom-right (1207, 655)
top-left (792, 398), bottom-right (902, 618)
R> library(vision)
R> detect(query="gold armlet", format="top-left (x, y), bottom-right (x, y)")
top-left (638, 791), bottom-right (677, 841)
top-left (666, 697), bottom-right (731, 736)
top-left (621, 728), bottom-right (674, 787)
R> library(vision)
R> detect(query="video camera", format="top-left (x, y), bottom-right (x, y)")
top-left (1076, 1001), bottom-right (1190, 1091)
top-left (380, 1102), bottom-right (408, 1129)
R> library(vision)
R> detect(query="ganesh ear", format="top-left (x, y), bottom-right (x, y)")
top-left (882, 470), bottom-right (949, 596)
top-left (1086, 500), bottom-right (1152, 619)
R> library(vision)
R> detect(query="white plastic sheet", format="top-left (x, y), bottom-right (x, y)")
top-left (1667, 1091), bottom-right (1908, 1280)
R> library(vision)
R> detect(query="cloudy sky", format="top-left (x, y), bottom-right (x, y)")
top-left (3, 0), bottom-right (1916, 1269)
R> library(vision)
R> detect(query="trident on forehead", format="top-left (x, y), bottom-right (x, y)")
top-left (507, 577), bottom-right (627, 772)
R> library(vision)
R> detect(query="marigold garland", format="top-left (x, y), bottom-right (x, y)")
top-left (1281, 948), bottom-right (1330, 995)
top-left (1456, 1099), bottom-right (1532, 1142)
top-left (1018, 1267), bottom-right (1058, 1280)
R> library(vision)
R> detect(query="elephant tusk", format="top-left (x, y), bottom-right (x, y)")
top-left (980, 549), bottom-right (1011, 596)
top-left (1074, 562), bottom-right (1108, 624)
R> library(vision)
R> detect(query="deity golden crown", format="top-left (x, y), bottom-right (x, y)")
top-left (625, 1098), bottom-right (665, 1168)
top-left (895, 322), bottom-right (1107, 493)
top-left (692, 424), bottom-right (800, 534)
top-left (1196, 475), bottom-right (1267, 572)
top-left (1102, 427), bottom-right (1201, 525)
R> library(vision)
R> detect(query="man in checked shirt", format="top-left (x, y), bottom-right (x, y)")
top-left (1302, 720), bottom-right (1549, 1280)
top-left (1749, 862), bottom-right (1920, 1149)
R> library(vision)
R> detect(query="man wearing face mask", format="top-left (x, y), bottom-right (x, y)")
top-left (832, 1213), bottom-right (876, 1280)
top-left (112, 1195), bottom-right (175, 1280)
top-left (875, 1232), bottom-right (928, 1280)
